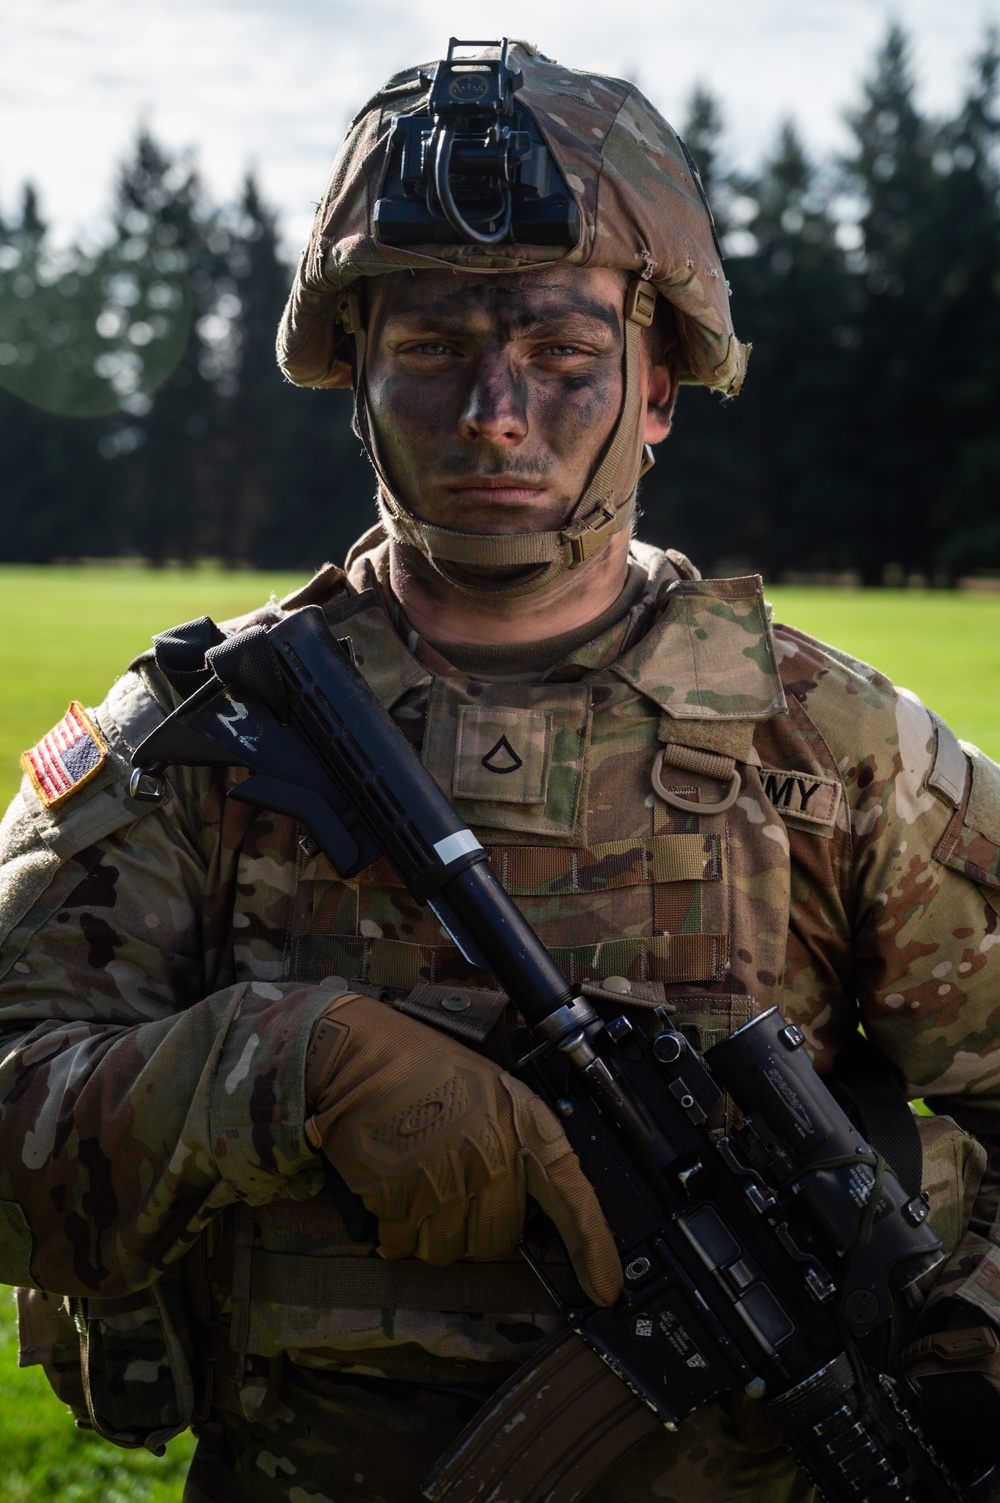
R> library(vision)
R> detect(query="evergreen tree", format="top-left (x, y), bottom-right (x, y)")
top-left (105, 129), bottom-right (224, 563)
top-left (643, 112), bottom-right (857, 578)
top-left (727, 123), bottom-right (854, 577)
top-left (214, 173), bottom-right (373, 570)
top-left (15, 184), bottom-right (43, 248)
top-left (928, 31), bottom-right (1000, 573)
top-left (839, 24), bottom-right (942, 579)
top-left (638, 87), bottom-right (748, 568)
top-left (210, 174), bottom-right (286, 564)
top-left (0, 187), bottom-right (114, 560)
top-left (679, 86), bottom-right (730, 233)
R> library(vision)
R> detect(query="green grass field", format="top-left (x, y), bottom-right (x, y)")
top-left (0, 565), bottom-right (997, 1499)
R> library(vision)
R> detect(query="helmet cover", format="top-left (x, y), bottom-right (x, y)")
top-left (277, 41), bottom-right (748, 395)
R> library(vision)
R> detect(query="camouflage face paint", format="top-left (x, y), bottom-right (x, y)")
top-left (365, 267), bottom-right (627, 537)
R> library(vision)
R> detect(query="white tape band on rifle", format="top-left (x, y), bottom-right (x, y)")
top-left (434, 830), bottom-right (484, 865)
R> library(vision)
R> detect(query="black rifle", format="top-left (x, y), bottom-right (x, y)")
top-left (132, 603), bottom-right (984, 1503)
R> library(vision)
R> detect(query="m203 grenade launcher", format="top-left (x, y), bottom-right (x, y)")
top-left (132, 603), bottom-right (985, 1503)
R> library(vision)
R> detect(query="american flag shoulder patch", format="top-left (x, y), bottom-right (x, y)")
top-left (21, 702), bottom-right (109, 810)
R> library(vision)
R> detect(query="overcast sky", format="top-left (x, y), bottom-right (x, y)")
top-left (3, 0), bottom-right (997, 256)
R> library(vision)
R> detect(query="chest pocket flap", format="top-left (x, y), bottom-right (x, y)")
top-left (422, 681), bottom-right (591, 840)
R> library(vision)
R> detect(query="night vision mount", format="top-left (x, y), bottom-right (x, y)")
top-left (373, 37), bottom-right (581, 248)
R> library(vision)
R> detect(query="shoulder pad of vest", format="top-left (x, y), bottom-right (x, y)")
top-left (616, 574), bottom-right (785, 721)
top-left (279, 563), bottom-right (351, 612)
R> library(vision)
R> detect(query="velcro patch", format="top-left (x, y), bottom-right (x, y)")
top-left (453, 707), bottom-right (551, 806)
top-left (759, 768), bottom-right (841, 827)
top-left (21, 702), bottom-right (109, 810)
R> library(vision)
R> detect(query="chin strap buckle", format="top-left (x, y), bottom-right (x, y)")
top-left (562, 503), bottom-right (619, 568)
top-left (625, 279), bottom-right (657, 327)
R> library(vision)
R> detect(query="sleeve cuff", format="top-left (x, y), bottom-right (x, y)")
top-left (209, 982), bottom-right (338, 1203)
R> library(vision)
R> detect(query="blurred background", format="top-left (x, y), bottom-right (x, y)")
top-left (1, 0), bottom-right (999, 584)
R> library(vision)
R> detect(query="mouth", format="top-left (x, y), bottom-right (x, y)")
top-left (443, 477), bottom-right (548, 504)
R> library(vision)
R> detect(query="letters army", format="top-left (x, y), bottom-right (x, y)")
top-left (1, 37), bottom-right (1000, 1503)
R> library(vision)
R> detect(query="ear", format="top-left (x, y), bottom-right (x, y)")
top-left (643, 357), bottom-right (678, 444)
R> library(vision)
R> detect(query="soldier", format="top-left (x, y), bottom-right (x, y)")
top-left (2, 37), bottom-right (1000, 1503)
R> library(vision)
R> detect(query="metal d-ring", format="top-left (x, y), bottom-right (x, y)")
top-left (650, 748), bottom-right (742, 816)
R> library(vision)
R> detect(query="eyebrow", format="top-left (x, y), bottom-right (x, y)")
top-left (515, 301), bottom-right (621, 341)
top-left (380, 292), bottom-right (621, 342)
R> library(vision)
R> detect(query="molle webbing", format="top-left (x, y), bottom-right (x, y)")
top-left (395, 980), bottom-right (672, 1045)
top-left (309, 930), bottom-right (726, 993)
top-left (396, 982), bottom-right (509, 1043)
top-left (245, 1251), bottom-right (577, 1314)
top-left (299, 832), bottom-right (730, 991)
top-left (362, 833), bottom-right (721, 893)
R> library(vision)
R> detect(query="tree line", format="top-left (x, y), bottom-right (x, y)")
top-left (1, 25), bottom-right (998, 582)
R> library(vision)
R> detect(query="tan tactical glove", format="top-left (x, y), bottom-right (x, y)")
top-left (303, 993), bottom-right (622, 1307)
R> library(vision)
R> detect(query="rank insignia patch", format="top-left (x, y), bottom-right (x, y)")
top-left (21, 702), bottom-right (109, 809)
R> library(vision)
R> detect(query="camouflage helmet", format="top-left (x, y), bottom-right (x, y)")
top-left (277, 40), bottom-right (750, 597)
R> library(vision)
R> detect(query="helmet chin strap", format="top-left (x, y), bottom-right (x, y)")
top-left (340, 278), bottom-right (657, 600)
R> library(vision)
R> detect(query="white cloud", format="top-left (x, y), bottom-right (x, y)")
top-left (2, 0), bottom-right (996, 257)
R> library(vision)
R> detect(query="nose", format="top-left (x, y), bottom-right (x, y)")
top-left (458, 351), bottom-right (528, 446)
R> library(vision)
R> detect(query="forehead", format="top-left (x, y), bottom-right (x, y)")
top-left (369, 265), bottom-right (625, 328)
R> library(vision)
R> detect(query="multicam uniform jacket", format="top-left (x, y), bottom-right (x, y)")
top-left (1, 536), bottom-right (999, 1477)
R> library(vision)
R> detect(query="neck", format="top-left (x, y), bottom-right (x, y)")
top-left (387, 531), bottom-right (632, 646)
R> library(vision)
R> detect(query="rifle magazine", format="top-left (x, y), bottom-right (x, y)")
top-left (422, 1326), bottom-right (660, 1503)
